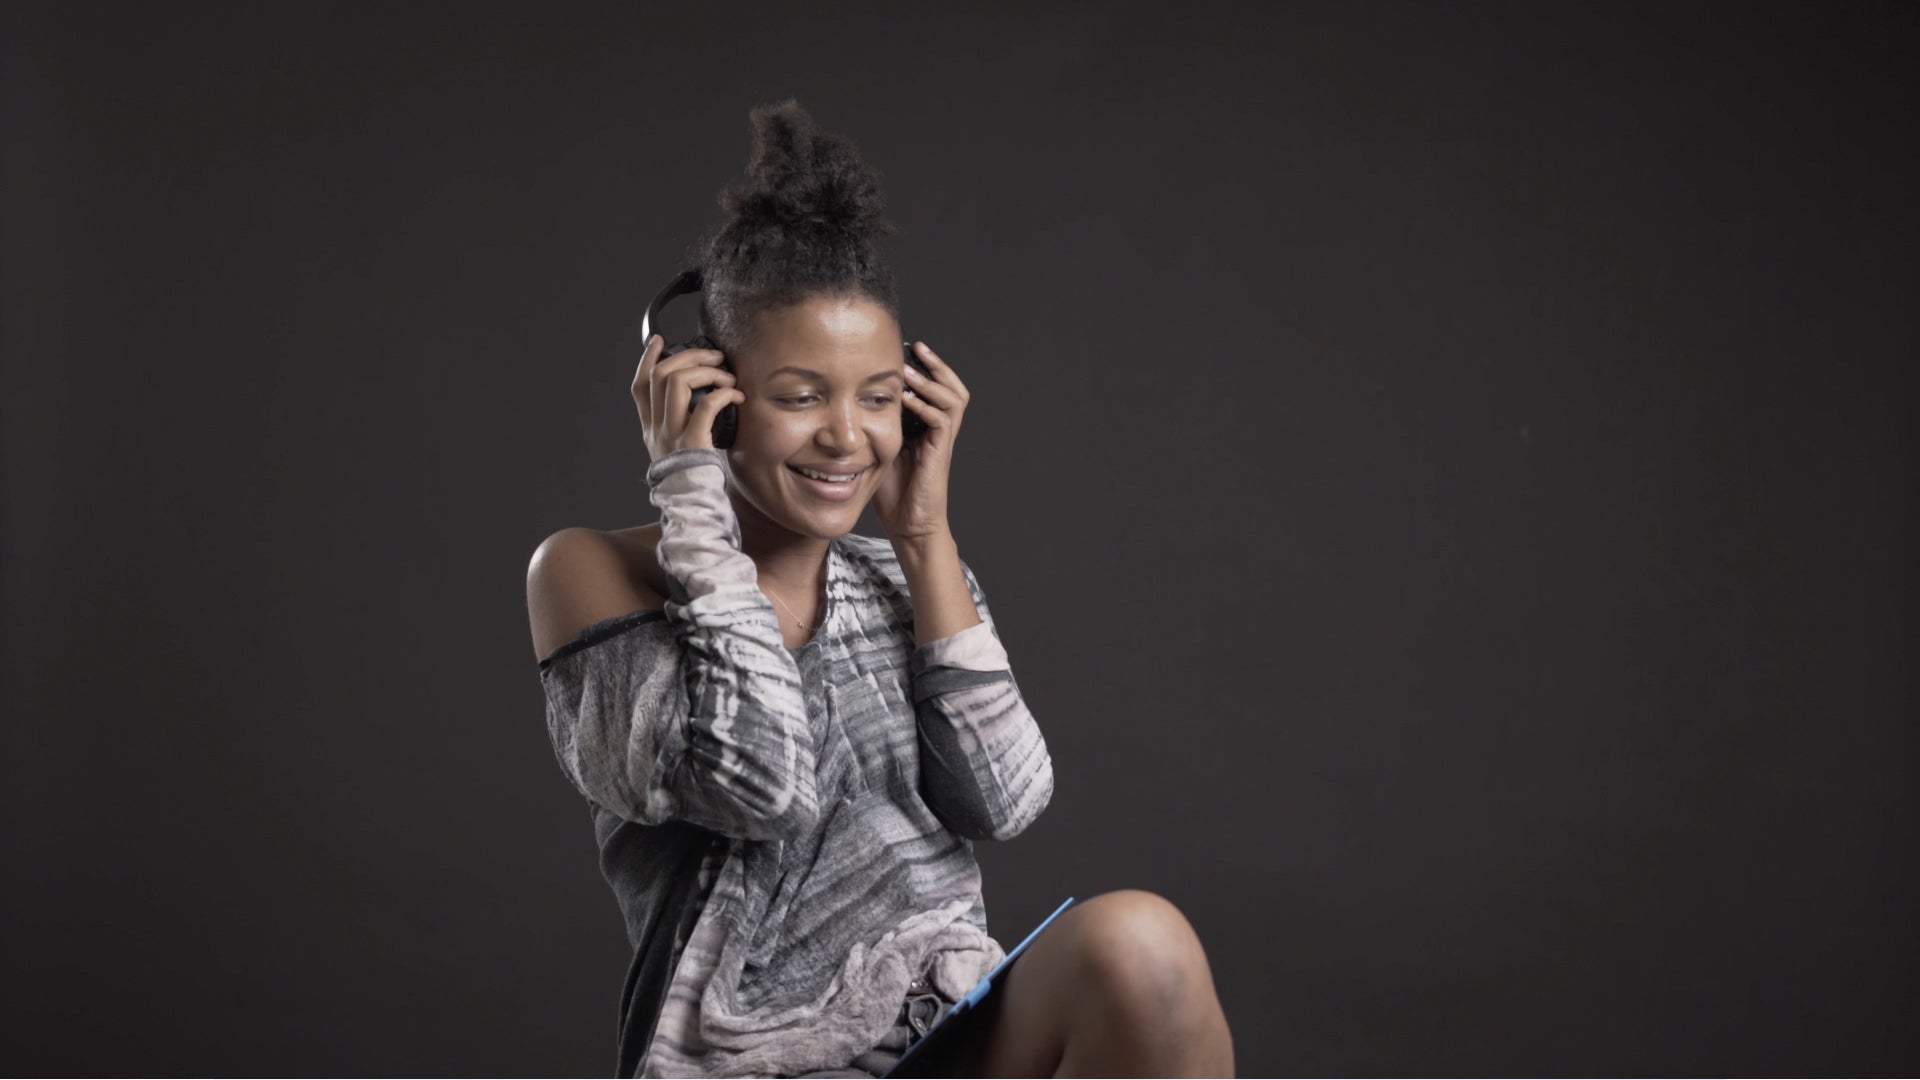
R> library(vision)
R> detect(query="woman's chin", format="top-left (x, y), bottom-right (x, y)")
top-left (749, 496), bottom-right (863, 541)
top-left (731, 471), bottom-right (873, 541)
top-left (788, 501), bottom-right (865, 539)
top-left (777, 473), bottom-right (875, 533)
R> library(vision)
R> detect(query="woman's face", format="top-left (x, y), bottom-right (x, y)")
top-left (724, 293), bottom-right (906, 542)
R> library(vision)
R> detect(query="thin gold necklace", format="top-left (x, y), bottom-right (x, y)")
top-left (763, 581), bottom-right (819, 632)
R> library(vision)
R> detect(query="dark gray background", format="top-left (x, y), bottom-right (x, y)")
top-left (3, 1), bottom-right (1913, 1074)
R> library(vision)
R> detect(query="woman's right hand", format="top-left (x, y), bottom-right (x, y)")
top-left (633, 333), bottom-right (742, 460)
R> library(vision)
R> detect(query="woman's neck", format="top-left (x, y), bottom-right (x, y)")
top-left (730, 490), bottom-right (831, 594)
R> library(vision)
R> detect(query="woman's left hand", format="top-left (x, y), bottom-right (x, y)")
top-left (872, 340), bottom-right (968, 545)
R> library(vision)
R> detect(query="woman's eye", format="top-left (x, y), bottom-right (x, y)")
top-left (780, 396), bottom-right (818, 405)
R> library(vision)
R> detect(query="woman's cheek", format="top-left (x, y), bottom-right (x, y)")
top-left (741, 406), bottom-right (801, 453)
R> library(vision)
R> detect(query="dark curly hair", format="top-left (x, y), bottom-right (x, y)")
top-left (688, 99), bottom-right (901, 355)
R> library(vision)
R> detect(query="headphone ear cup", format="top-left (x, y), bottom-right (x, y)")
top-left (712, 396), bottom-right (737, 449)
top-left (673, 340), bottom-right (737, 449)
top-left (901, 342), bottom-right (930, 440)
top-left (710, 353), bottom-right (737, 449)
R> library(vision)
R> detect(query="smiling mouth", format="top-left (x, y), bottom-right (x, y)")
top-left (789, 465), bottom-right (868, 483)
top-left (787, 464), bottom-right (869, 501)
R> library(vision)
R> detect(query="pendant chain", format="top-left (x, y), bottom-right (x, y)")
top-left (764, 583), bottom-right (818, 632)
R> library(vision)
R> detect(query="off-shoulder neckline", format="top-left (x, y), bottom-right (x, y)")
top-left (536, 536), bottom-right (858, 673)
top-left (537, 530), bottom-right (894, 672)
top-left (537, 608), bottom-right (666, 674)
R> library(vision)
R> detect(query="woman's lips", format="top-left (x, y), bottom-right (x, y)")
top-left (788, 464), bottom-right (867, 502)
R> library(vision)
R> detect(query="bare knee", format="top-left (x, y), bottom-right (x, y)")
top-left (1069, 890), bottom-right (1222, 1024)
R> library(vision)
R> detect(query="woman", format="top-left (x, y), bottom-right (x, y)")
top-left (529, 100), bottom-right (1234, 1078)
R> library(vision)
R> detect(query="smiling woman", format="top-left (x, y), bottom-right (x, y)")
top-left (526, 99), bottom-right (1232, 1078)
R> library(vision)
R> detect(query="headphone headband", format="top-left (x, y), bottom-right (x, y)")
top-left (639, 267), bottom-right (707, 348)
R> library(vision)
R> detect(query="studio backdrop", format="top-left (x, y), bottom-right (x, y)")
top-left (3, 2), bottom-right (1913, 1074)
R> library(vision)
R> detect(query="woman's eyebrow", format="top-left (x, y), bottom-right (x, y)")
top-left (765, 365), bottom-right (903, 384)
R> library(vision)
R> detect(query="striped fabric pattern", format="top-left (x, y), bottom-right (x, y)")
top-left (539, 447), bottom-right (1053, 1077)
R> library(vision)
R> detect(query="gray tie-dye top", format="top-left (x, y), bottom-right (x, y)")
top-left (538, 447), bottom-right (1054, 1078)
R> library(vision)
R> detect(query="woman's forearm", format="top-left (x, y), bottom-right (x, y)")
top-left (893, 528), bottom-right (982, 646)
top-left (902, 549), bottom-right (1054, 841)
top-left (637, 446), bottom-right (820, 839)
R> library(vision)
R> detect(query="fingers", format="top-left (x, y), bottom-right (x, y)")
top-left (652, 347), bottom-right (729, 406)
top-left (665, 364), bottom-right (734, 451)
top-left (640, 332), bottom-right (664, 368)
top-left (901, 384), bottom-right (954, 432)
top-left (635, 336), bottom-right (736, 452)
top-left (907, 342), bottom-right (968, 400)
top-left (634, 334), bottom-right (665, 444)
top-left (688, 383), bottom-right (745, 449)
top-left (633, 333), bottom-right (664, 399)
top-left (903, 342), bottom-right (967, 424)
top-left (901, 382), bottom-right (956, 435)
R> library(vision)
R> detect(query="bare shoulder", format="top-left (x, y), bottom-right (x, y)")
top-left (525, 524), bottom-right (667, 664)
top-left (605, 523), bottom-right (669, 598)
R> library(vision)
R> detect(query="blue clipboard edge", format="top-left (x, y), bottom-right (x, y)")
top-left (880, 897), bottom-right (1077, 1078)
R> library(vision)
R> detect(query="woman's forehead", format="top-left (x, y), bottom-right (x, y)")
top-left (741, 297), bottom-right (900, 379)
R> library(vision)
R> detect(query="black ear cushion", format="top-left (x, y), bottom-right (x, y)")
top-left (712, 389), bottom-right (739, 450)
top-left (692, 334), bottom-right (739, 448)
top-left (901, 342), bottom-right (931, 441)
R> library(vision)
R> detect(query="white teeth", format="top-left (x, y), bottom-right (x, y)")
top-left (795, 466), bottom-right (857, 483)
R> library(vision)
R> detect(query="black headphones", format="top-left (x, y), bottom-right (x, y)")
top-left (640, 267), bottom-right (931, 450)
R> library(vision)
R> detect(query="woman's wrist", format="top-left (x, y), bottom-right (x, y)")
top-left (889, 524), bottom-right (956, 566)
top-left (645, 447), bottom-right (727, 487)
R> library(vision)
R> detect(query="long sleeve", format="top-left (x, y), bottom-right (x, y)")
top-left (910, 560), bottom-right (1054, 841)
top-left (538, 447), bottom-right (819, 842)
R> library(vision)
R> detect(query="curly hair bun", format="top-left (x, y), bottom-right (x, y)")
top-left (693, 99), bottom-right (900, 351)
top-left (720, 100), bottom-right (893, 238)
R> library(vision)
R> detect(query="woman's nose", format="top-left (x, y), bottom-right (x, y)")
top-left (816, 401), bottom-right (865, 453)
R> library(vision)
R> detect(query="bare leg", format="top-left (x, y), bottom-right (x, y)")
top-left (911, 889), bottom-right (1235, 1078)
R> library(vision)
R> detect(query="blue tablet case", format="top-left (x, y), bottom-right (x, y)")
top-left (880, 897), bottom-right (1077, 1078)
